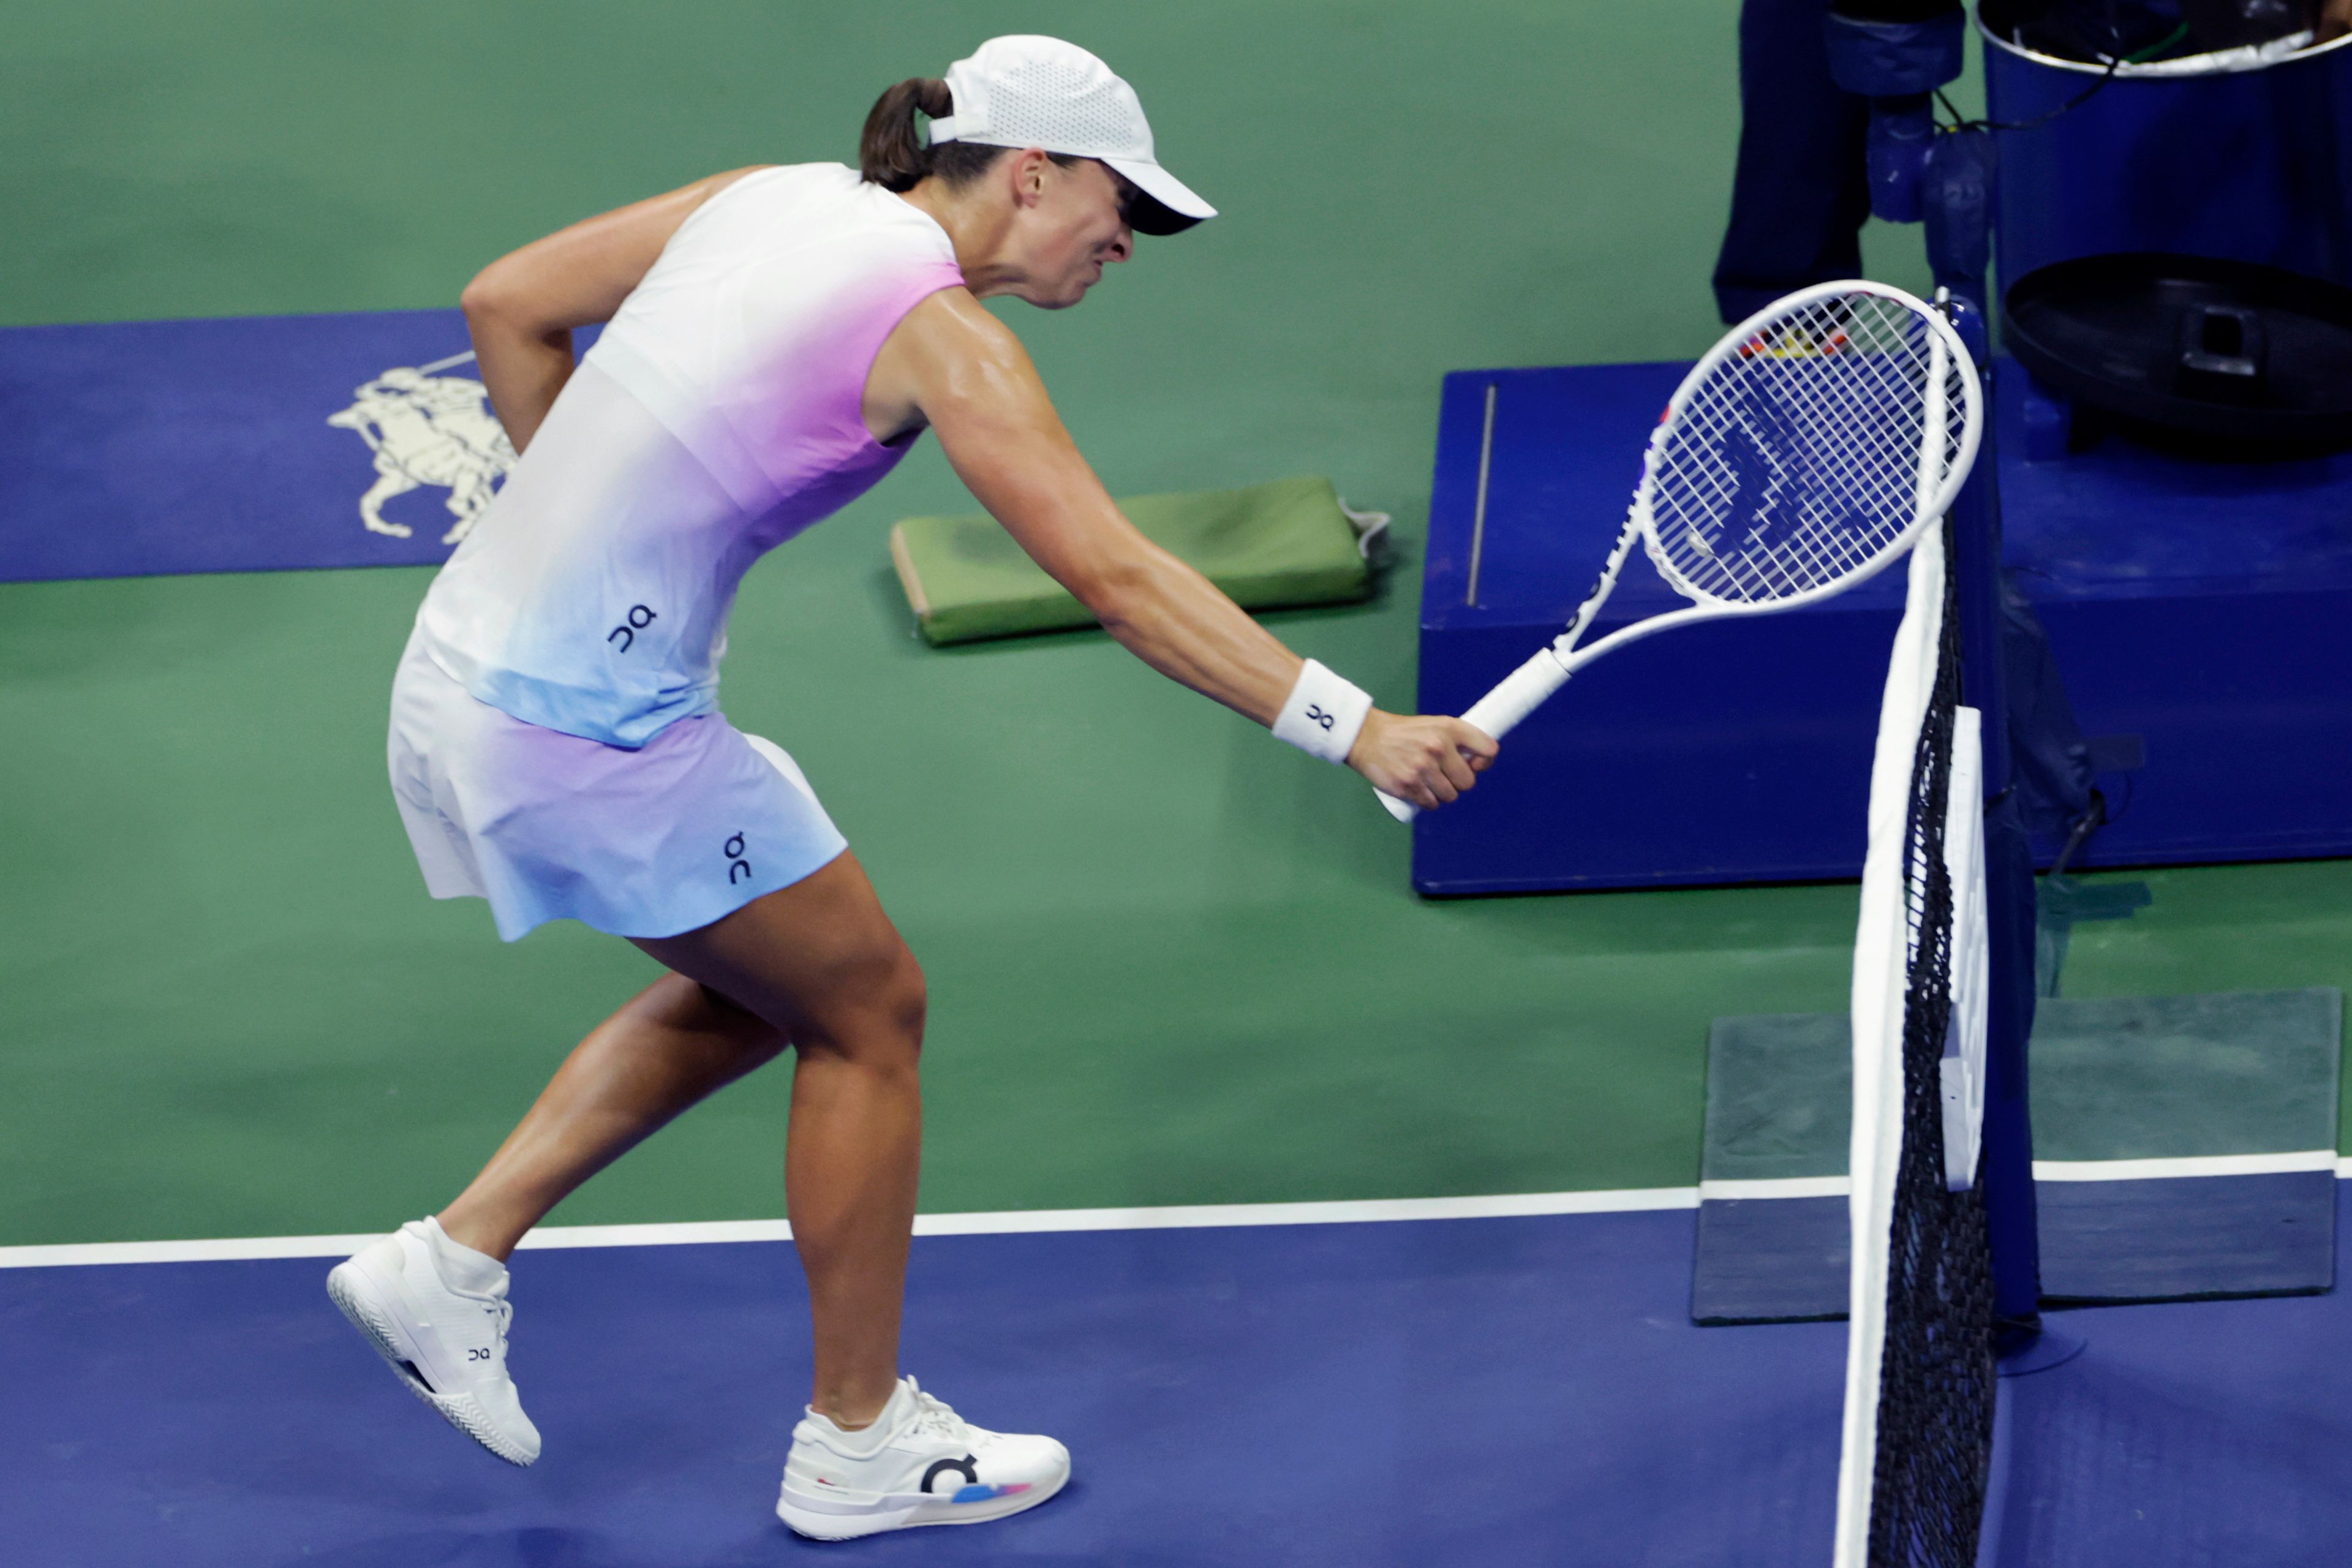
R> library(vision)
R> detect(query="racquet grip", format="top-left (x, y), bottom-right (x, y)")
top-left (1378, 649), bottom-right (1572, 822)
top-left (1462, 648), bottom-right (1572, 741)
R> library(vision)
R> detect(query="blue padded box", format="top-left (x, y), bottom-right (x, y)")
top-left (1411, 361), bottom-right (2352, 894)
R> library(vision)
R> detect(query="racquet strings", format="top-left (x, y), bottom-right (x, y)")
top-left (1648, 292), bottom-right (1969, 607)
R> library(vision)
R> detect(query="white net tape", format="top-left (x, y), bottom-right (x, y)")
top-left (1646, 292), bottom-right (1972, 606)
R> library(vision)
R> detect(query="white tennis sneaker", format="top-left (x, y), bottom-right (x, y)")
top-left (325, 1218), bottom-right (541, 1466)
top-left (777, 1377), bottom-right (1069, 1540)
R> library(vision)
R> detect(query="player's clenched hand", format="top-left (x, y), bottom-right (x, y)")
top-left (1346, 711), bottom-right (1498, 809)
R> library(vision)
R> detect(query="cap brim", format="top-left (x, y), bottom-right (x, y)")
top-left (1102, 156), bottom-right (1216, 236)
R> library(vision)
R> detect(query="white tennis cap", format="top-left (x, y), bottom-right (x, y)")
top-left (926, 35), bottom-right (1216, 236)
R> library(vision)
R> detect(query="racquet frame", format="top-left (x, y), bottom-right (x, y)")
top-left (1384, 281), bottom-right (1982, 821)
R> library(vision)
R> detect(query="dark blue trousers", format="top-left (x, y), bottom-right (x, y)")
top-left (1713, 0), bottom-right (1873, 323)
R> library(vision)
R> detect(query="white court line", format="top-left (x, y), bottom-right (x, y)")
top-left (12, 1163), bottom-right (2346, 1270)
top-left (2034, 1150), bottom-right (2341, 1183)
top-left (0, 1187), bottom-right (1702, 1271)
top-left (1699, 1176), bottom-right (1851, 1201)
top-left (1697, 1155), bottom-right (2352, 1200)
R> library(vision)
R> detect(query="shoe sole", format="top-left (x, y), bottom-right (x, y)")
top-left (326, 1259), bottom-right (537, 1468)
top-left (777, 1469), bottom-right (1069, 1541)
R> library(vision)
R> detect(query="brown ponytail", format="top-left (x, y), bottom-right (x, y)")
top-left (859, 77), bottom-right (1082, 193)
top-left (860, 78), bottom-right (955, 191)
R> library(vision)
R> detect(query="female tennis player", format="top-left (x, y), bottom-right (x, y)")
top-left (326, 35), bottom-right (1494, 1540)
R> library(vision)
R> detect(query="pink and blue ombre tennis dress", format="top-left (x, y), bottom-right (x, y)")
top-left (389, 164), bottom-right (968, 941)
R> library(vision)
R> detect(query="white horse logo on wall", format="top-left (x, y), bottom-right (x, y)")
top-left (328, 352), bottom-right (514, 544)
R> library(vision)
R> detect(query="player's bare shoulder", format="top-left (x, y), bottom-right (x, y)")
top-left (865, 287), bottom-right (1041, 441)
top-left (897, 287), bottom-right (1030, 371)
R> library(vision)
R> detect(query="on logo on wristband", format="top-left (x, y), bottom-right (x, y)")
top-left (1275, 660), bottom-right (1370, 764)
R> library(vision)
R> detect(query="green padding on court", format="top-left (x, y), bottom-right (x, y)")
top-left (889, 475), bottom-right (1375, 645)
top-left (1700, 989), bottom-right (2345, 1179)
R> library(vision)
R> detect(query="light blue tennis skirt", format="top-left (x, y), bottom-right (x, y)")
top-left (388, 631), bottom-right (848, 943)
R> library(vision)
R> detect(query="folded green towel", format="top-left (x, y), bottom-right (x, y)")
top-left (889, 474), bottom-right (1387, 646)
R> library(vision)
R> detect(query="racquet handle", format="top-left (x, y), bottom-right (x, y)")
top-left (1378, 648), bottom-right (1573, 822)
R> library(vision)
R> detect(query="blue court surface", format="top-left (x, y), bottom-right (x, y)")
top-left (8, 1192), bottom-right (2351, 1567)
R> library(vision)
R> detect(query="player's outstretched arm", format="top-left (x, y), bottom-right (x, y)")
top-left (877, 289), bottom-right (1496, 808)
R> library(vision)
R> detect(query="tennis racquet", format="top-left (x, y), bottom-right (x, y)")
top-left (1384, 280), bottom-right (1983, 821)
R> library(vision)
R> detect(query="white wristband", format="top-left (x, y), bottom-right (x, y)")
top-left (1272, 659), bottom-right (1373, 764)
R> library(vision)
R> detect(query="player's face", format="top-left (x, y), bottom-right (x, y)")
top-left (1008, 157), bottom-right (1133, 310)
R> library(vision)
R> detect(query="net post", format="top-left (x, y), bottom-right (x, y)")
top-left (1939, 292), bottom-right (2046, 1348)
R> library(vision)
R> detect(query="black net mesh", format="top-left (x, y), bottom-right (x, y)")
top-left (1867, 518), bottom-right (1997, 1567)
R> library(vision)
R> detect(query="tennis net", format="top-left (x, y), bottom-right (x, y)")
top-left (1833, 514), bottom-right (1997, 1568)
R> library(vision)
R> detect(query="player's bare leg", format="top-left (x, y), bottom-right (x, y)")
top-left (328, 854), bottom-right (927, 1468)
top-left (627, 851), bottom-right (926, 1429)
top-left (434, 973), bottom-right (791, 1261)
top-left (419, 851), bottom-right (919, 1428)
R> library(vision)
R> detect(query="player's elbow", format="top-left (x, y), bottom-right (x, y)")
top-left (459, 262), bottom-right (530, 331)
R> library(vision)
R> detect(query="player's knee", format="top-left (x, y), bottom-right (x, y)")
top-left (846, 946), bottom-right (926, 1073)
top-left (876, 949), bottom-right (927, 1061)
top-left (794, 941), bottom-right (924, 1070)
